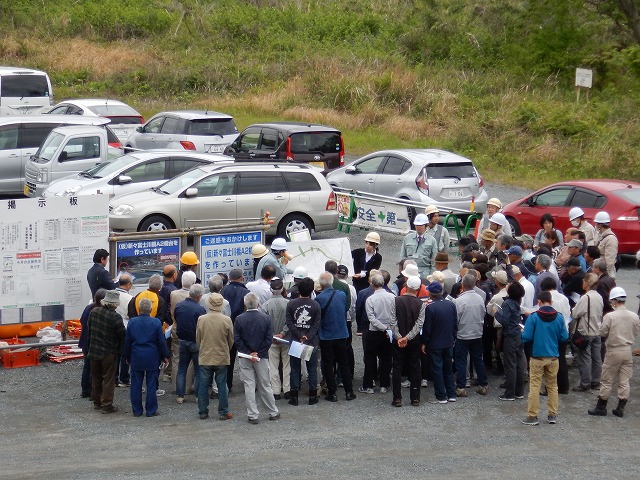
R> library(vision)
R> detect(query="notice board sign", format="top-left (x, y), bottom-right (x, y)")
top-left (114, 237), bottom-right (181, 287)
top-left (199, 231), bottom-right (263, 283)
top-left (0, 195), bottom-right (109, 323)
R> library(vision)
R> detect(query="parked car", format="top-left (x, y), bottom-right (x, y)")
top-left (43, 150), bottom-right (232, 199)
top-left (109, 162), bottom-right (338, 237)
top-left (502, 179), bottom-right (640, 254)
top-left (326, 149), bottom-right (488, 219)
top-left (125, 110), bottom-right (238, 153)
top-left (0, 115), bottom-right (118, 196)
top-left (224, 122), bottom-right (344, 173)
top-left (46, 99), bottom-right (143, 143)
top-left (0, 66), bottom-right (53, 115)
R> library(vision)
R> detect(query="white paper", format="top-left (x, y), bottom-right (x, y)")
top-left (386, 329), bottom-right (393, 343)
top-left (570, 292), bottom-right (581, 304)
top-left (238, 352), bottom-right (260, 362)
top-left (289, 340), bottom-right (313, 361)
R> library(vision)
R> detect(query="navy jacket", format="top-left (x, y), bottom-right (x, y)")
top-left (174, 297), bottom-right (206, 342)
top-left (87, 263), bottom-right (117, 299)
top-left (222, 281), bottom-right (249, 322)
top-left (234, 309), bottom-right (273, 359)
top-left (495, 298), bottom-right (523, 337)
top-left (351, 248), bottom-right (383, 292)
top-left (124, 314), bottom-right (170, 371)
top-left (356, 286), bottom-right (375, 332)
top-left (421, 298), bottom-right (457, 349)
top-left (316, 287), bottom-right (348, 341)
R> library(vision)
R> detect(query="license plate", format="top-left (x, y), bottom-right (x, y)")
top-left (207, 145), bottom-right (224, 153)
top-left (448, 188), bottom-right (465, 198)
top-left (310, 161), bottom-right (325, 168)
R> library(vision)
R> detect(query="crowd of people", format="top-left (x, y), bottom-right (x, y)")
top-left (79, 201), bottom-right (640, 426)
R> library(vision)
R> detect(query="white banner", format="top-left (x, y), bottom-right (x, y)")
top-left (285, 237), bottom-right (354, 280)
top-left (352, 197), bottom-right (411, 234)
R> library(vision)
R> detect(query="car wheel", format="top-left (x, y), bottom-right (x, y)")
top-left (403, 200), bottom-right (416, 230)
top-left (507, 216), bottom-right (521, 236)
top-left (278, 214), bottom-right (313, 239)
top-left (139, 215), bottom-right (175, 232)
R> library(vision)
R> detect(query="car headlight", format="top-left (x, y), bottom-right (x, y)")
top-left (36, 169), bottom-right (48, 183)
top-left (56, 186), bottom-right (82, 196)
top-left (111, 204), bottom-right (134, 215)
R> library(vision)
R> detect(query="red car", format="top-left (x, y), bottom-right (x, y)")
top-left (502, 179), bottom-right (640, 254)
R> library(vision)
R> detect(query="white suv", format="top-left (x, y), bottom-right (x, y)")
top-left (0, 67), bottom-right (53, 115)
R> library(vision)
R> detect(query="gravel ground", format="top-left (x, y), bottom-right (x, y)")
top-left (2, 181), bottom-right (640, 479)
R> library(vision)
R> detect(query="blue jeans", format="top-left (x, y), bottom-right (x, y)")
top-left (116, 354), bottom-right (130, 384)
top-left (430, 347), bottom-right (456, 401)
top-left (130, 369), bottom-right (160, 417)
top-left (455, 338), bottom-right (488, 388)
top-left (81, 355), bottom-right (91, 396)
top-left (176, 340), bottom-right (200, 398)
top-left (289, 348), bottom-right (318, 391)
top-left (198, 365), bottom-right (229, 416)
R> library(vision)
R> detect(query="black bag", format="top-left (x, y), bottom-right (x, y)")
top-left (571, 295), bottom-right (591, 351)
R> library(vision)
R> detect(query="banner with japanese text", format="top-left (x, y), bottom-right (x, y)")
top-left (352, 197), bottom-right (411, 234)
top-left (199, 231), bottom-right (264, 283)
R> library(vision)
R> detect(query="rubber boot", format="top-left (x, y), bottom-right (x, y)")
top-left (308, 389), bottom-right (319, 405)
top-left (612, 399), bottom-right (627, 418)
top-left (588, 397), bottom-right (608, 416)
top-left (288, 389), bottom-right (299, 406)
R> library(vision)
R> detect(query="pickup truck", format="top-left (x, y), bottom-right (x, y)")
top-left (23, 125), bottom-right (123, 197)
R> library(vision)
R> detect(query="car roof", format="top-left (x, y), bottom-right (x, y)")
top-left (56, 99), bottom-right (129, 107)
top-left (0, 115), bottom-right (110, 126)
top-left (126, 150), bottom-right (233, 161)
top-left (542, 179), bottom-right (640, 191)
top-left (247, 122), bottom-right (340, 133)
top-left (194, 162), bottom-right (319, 174)
top-left (151, 110), bottom-right (233, 120)
top-left (363, 149), bottom-right (474, 164)
top-left (52, 125), bottom-right (110, 134)
top-left (0, 66), bottom-right (48, 75)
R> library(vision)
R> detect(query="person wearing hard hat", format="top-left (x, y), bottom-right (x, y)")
top-left (594, 211), bottom-right (619, 278)
top-left (488, 212), bottom-right (508, 239)
top-left (478, 198), bottom-right (512, 237)
top-left (424, 205), bottom-right (450, 253)
top-left (174, 251), bottom-right (201, 289)
top-left (399, 213), bottom-right (438, 279)
top-left (251, 244), bottom-right (269, 280)
top-left (568, 207), bottom-right (597, 247)
top-left (288, 266), bottom-right (308, 300)
top-left (351, 231), bottom-right (383, 293)
top-left (257, 238), bottom-right (293, 281)
top-left (588, 287), bottom-right (640, 418)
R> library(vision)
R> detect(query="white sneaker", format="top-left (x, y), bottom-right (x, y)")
top-left (156, 389), bottom-right (166, 397)
top-left (380, 387), bottom-right (388, 394)
top-left (176, 396), bottom-right (184, 404)
top-left (421, 379), bottom-right (429, 388)
top-left (358, 387), bottom-right (374, 394)
top-left (401, 380), bottom-right (411, 388)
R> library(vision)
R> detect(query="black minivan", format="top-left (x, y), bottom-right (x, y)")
top-left (223, 122), bottom-right (344, 173)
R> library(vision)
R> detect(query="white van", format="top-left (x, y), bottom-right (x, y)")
top-left (0, 67), bottom-right (54, 115)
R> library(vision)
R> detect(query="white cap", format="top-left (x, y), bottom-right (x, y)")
top-left (293, 266), bottom-right (307, 279)
top-left (609, 287), bottom-right (626, 301)
top-left (489, 212), bottom-right (507, 227)
top-left (569, 207), bottom-right (584, 221)
top-left (594, 211), bottom-right (610, 224)
top-left (414, 213), bottom-right (429, 226)
top-left (406, 276), bottom-right (422, 290)
top-left (271, 237), bottom-right (287, 251)
top-left (401, 264), bottom-right (420, 277)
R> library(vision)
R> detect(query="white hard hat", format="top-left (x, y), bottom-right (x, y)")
top-left (293, 266), bottom-right (308, 279)
top-left (489, 212), bottom-right (507, 227)
top-left (487, 197), bottom-right (502, 209)
top-left (424, 205), bottom-right (439, 216)
top-left (365, 231), bottom-right (381, 244)
top-left (609, 286), bottom-right (627, 301)
top-left (413, 213), bottom-right (429, 226)
top-left (594, 211), bottom-right (610, 224)
top-left (271, 237), bottom-right (287, 251)
top-left (569, 207), bottom-right (585, 221)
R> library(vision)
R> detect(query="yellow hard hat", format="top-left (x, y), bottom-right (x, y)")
top-left (180, 251), bottom-right (199, 265)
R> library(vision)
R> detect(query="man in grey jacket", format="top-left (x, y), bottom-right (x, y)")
top-left (454, 274), bottom-right (489, 397)
top-left (261, 279), bottom-right (290, 400)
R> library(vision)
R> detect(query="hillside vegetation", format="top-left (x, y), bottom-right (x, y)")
top-left (2, 0), bottom-right (640, 187)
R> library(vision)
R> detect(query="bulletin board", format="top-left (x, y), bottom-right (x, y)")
top-left (0, 195), bottom-right (110, 326)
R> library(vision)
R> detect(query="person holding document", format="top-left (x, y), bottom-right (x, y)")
top-left (234, 293), bottom-right (280, 424)
top-left (285, 277), bottom-right (321, 406)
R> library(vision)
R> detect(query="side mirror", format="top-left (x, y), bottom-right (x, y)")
top-left (184, 187), bottom-right (198, 198)
top-left (527, 196), bottom-right (536, 206)
top-left (345, 165), bottom-right (357, 174)
top-left (118, 175), bottom-right (132, 185)
top-left (136, 126), bottom-right (143, 133)
top-left (59, 151), bottom-right (68, 162)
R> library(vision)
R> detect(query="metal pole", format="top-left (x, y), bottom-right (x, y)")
top-left (0, 340), bottom-right (80, 351)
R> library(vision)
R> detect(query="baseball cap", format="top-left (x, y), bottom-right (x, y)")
top-left (506, 246), bottom-right (523, 257)
top-left (406, 276), bottom-right (422, 290)
top-left (337, 264), bottom-right (349, 277)
top-left (567, 239), bottom-right (584, 249)
top-left (270, 278), bottom-right (284, 290)
top-left (493, 270), bottom-right (508, 285)
top-left (427, 282), bottom-right (443, 294)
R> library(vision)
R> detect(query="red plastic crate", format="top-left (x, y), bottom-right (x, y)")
top-left (0, 337), bottom-right (41, 368)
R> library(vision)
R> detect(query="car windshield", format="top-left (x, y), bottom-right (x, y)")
top-left (612, 188), bottom-right (640, 205)
top-left (156, 166), bottom-right (208, 194)
top-left (187, 119), bottom-right (237, 136)
top-left (424, 162), bottom-right (477, 179)
top-left (81, 154), bottom-right (141, 178)
top-left (33, 131), bottom-right (64, 163)
top-left (289, 132), bottom-right (341, 154)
